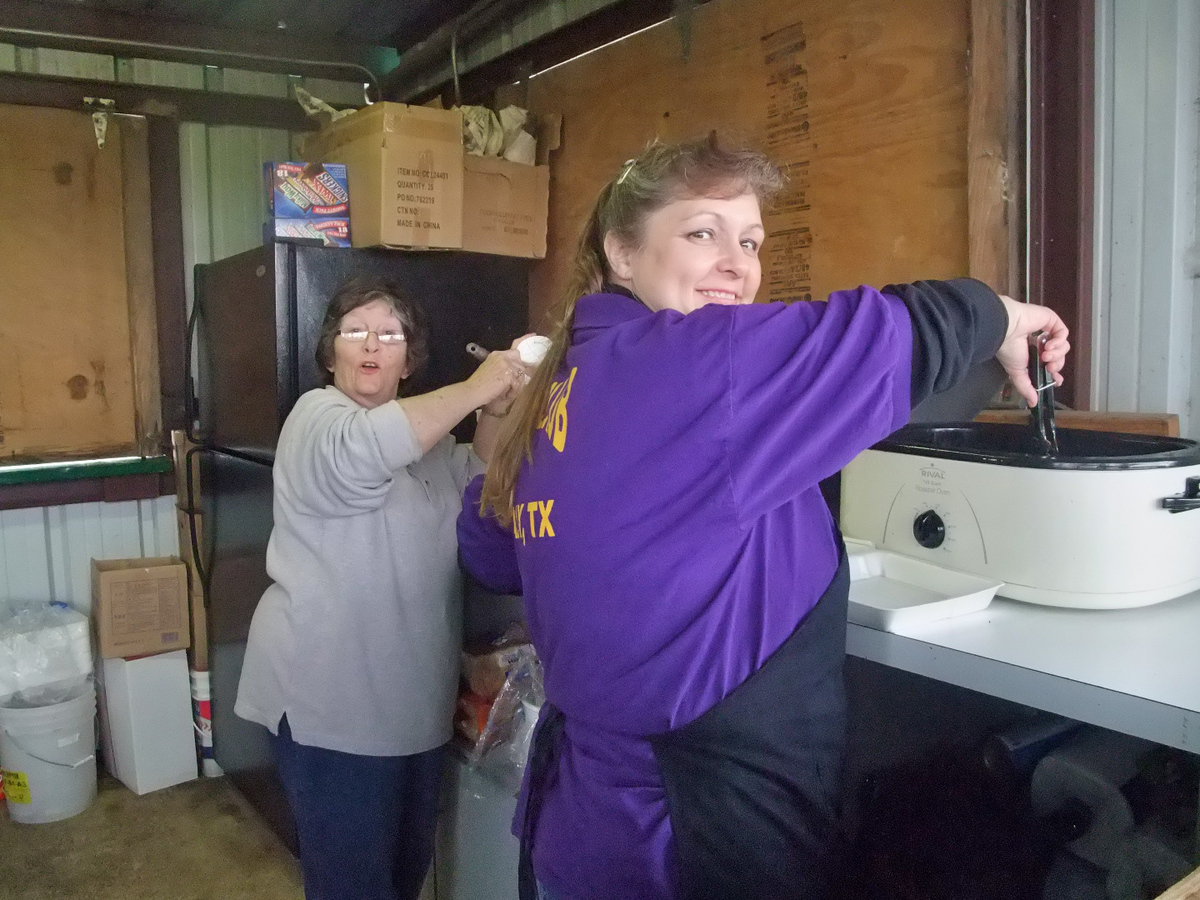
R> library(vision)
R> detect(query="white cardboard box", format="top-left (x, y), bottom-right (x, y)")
top-left (96, 649), bottom-right (197, 794)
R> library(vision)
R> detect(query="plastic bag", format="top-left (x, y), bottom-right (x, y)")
top-left (498, 105), bottom-right (537, 165)
top-left (0, 602), bottom-right (94, 707)
top-left (459, 104), bottom-right (537, 164)
top-left (293, 85), bottom-right (357, 127)
top-left (461, 105), bottom-right (505, 157)
top-left (466, 645), bottom-right (544, 793)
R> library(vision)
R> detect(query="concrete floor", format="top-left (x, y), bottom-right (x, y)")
top-left (0, 773), bottom-right (303, 899)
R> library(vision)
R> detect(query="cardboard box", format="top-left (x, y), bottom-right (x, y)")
top-left (462, 156), bottom-right (549, 258)
top-left (265, 161), bottom-right (350, 218)
top-left (92, 557), bottom-right (190, 659)
top-left (96, 649), bottom-right (197, 794)
top-left (304, 102), bottom-right (464, 250)
top-left (175, 508), bottom-right (209, 672)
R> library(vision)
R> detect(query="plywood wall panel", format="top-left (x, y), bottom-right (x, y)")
top-left (515, 0), bottom-right (978, 325)
top-left (0, 103), bottom-right (138, 461)
top-left (117, 115), bottom-right (163, 457)
top-left (968, 0), bottom-right (1021, 296)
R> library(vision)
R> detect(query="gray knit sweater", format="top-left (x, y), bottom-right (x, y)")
top-left (234, 386), bottom-right (484, 755)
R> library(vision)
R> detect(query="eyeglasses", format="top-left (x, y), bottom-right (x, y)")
top-left (337, 329), bottom-right (406, 345)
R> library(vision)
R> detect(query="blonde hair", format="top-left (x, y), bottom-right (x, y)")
top-left (480, 132), bottom-right (785, 524)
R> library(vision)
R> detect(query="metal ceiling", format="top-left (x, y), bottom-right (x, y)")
top-left (6, 0), bottom-right (480, 51)
top-left (0, 0), bottom-right (686, 103)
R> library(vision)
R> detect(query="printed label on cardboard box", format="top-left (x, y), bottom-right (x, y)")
top-left (462, 156), bottom-right (549, 258)
top-left (303, 102), bottom-right (464, 249)
top-left (107, 577), bottom-right (183, 636)
top-left (92, 557), bottom-right (190, 659)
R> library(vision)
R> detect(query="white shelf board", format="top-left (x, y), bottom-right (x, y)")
top-left (846, 589), bottom-right (1200, 753)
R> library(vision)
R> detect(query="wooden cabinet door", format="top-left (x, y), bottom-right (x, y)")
top-left (0, 102), bottom-right (158, 463)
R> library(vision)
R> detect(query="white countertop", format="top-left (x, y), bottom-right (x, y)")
top-left (846, 588), bottom-right (1200, 753)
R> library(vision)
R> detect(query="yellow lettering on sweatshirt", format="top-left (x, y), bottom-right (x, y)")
top-left (510, 499), bottom-right (556, 545)
top-left (536, 499), bottom-right (555, 536)
top-left (512, 502), bottom-right (527, 544)
top-left (540, 368), bottom-right (577, 453)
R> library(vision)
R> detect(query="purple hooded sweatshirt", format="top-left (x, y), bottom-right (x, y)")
top-left (458, 281), bottom-right (1005, 898)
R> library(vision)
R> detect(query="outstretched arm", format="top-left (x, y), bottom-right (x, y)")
top-left (398, 347), bottom-right (526, 455)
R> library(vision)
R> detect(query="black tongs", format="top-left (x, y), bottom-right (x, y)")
top-left (1030, 331), bottom-right (1059, 455)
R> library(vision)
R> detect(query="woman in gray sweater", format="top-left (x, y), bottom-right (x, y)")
top-left (235, 276), bottom-right (528, 900)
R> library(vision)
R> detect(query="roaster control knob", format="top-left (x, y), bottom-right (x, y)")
top-left (913, 510), bottom-right (946, 548)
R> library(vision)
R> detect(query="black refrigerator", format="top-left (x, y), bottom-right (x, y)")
top-left (192, 242), bottom-right (530, 851)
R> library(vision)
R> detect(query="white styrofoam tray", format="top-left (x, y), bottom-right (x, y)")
top-left (844, 540), bottom-right (1002, 631)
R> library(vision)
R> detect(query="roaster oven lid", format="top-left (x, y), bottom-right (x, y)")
top-left (874, 422), bottom-right (1200, 471)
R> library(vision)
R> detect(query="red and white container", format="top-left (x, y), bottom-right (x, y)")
top-left (189, 669), bottom-right (222, 777)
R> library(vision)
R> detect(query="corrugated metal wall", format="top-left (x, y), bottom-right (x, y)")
top-left (0, 497), bottom-right (178, 617)
top-left (1093, 0), bottom-right (1200, 438)
top-left (0, 45), bottom-right (361, 616)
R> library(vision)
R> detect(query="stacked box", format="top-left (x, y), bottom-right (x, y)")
top-left (302, 102), bottom-right (465, 250)
top-left (265, 161), bottom-right (351, 248)
top-left (462, 155), bottom-right (549, 258)
top-left (302, 103), bottom-right (555, 257)
top-left (267, 217), bottom-right (351, 247)
top-left (95, 649), bottom-right (197, 794)
top-left (91, 557), bottom-right (190, 659)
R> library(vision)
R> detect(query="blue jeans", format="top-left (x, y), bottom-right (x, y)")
top-left (272, 715), bottom-right (444, 900)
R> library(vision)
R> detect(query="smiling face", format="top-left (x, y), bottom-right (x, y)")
top-left (603, 191), bottom-right (765, 315)
top-left (328, 298), bottom-right (411, 409)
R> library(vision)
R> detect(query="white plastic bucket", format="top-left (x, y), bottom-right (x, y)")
top-left (0, 685), bottom-right (97, 824)
top-left (189, 670), bottom-right (222, 778)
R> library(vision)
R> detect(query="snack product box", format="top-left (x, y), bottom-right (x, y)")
top-left (303, 102), bottom-right (464, 250)
top-left (267, 217), bottom-right (351, 248)
top-left (265, 161), bottom-right (350, 218)
top-left (92, 557), bottom-right (190, 659)
top-left (462, 155), bottom-right (549, 258)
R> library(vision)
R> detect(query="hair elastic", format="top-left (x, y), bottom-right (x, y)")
top-left (616, 158), bottom-right (636, 185)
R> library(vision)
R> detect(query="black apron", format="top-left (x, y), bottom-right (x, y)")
top-left (519, 554), bottom-right (850, 900)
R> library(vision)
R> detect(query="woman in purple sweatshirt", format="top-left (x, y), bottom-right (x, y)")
top-left (457, 133), bottom-right (1069, 900)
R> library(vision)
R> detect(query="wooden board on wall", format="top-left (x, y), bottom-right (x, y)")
top-left (116, 114), bottom-right (163, 458)
top-left (505, 0), bottom-right (1009, 327)
top-left (0, 103), bottom-right (139, 461)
